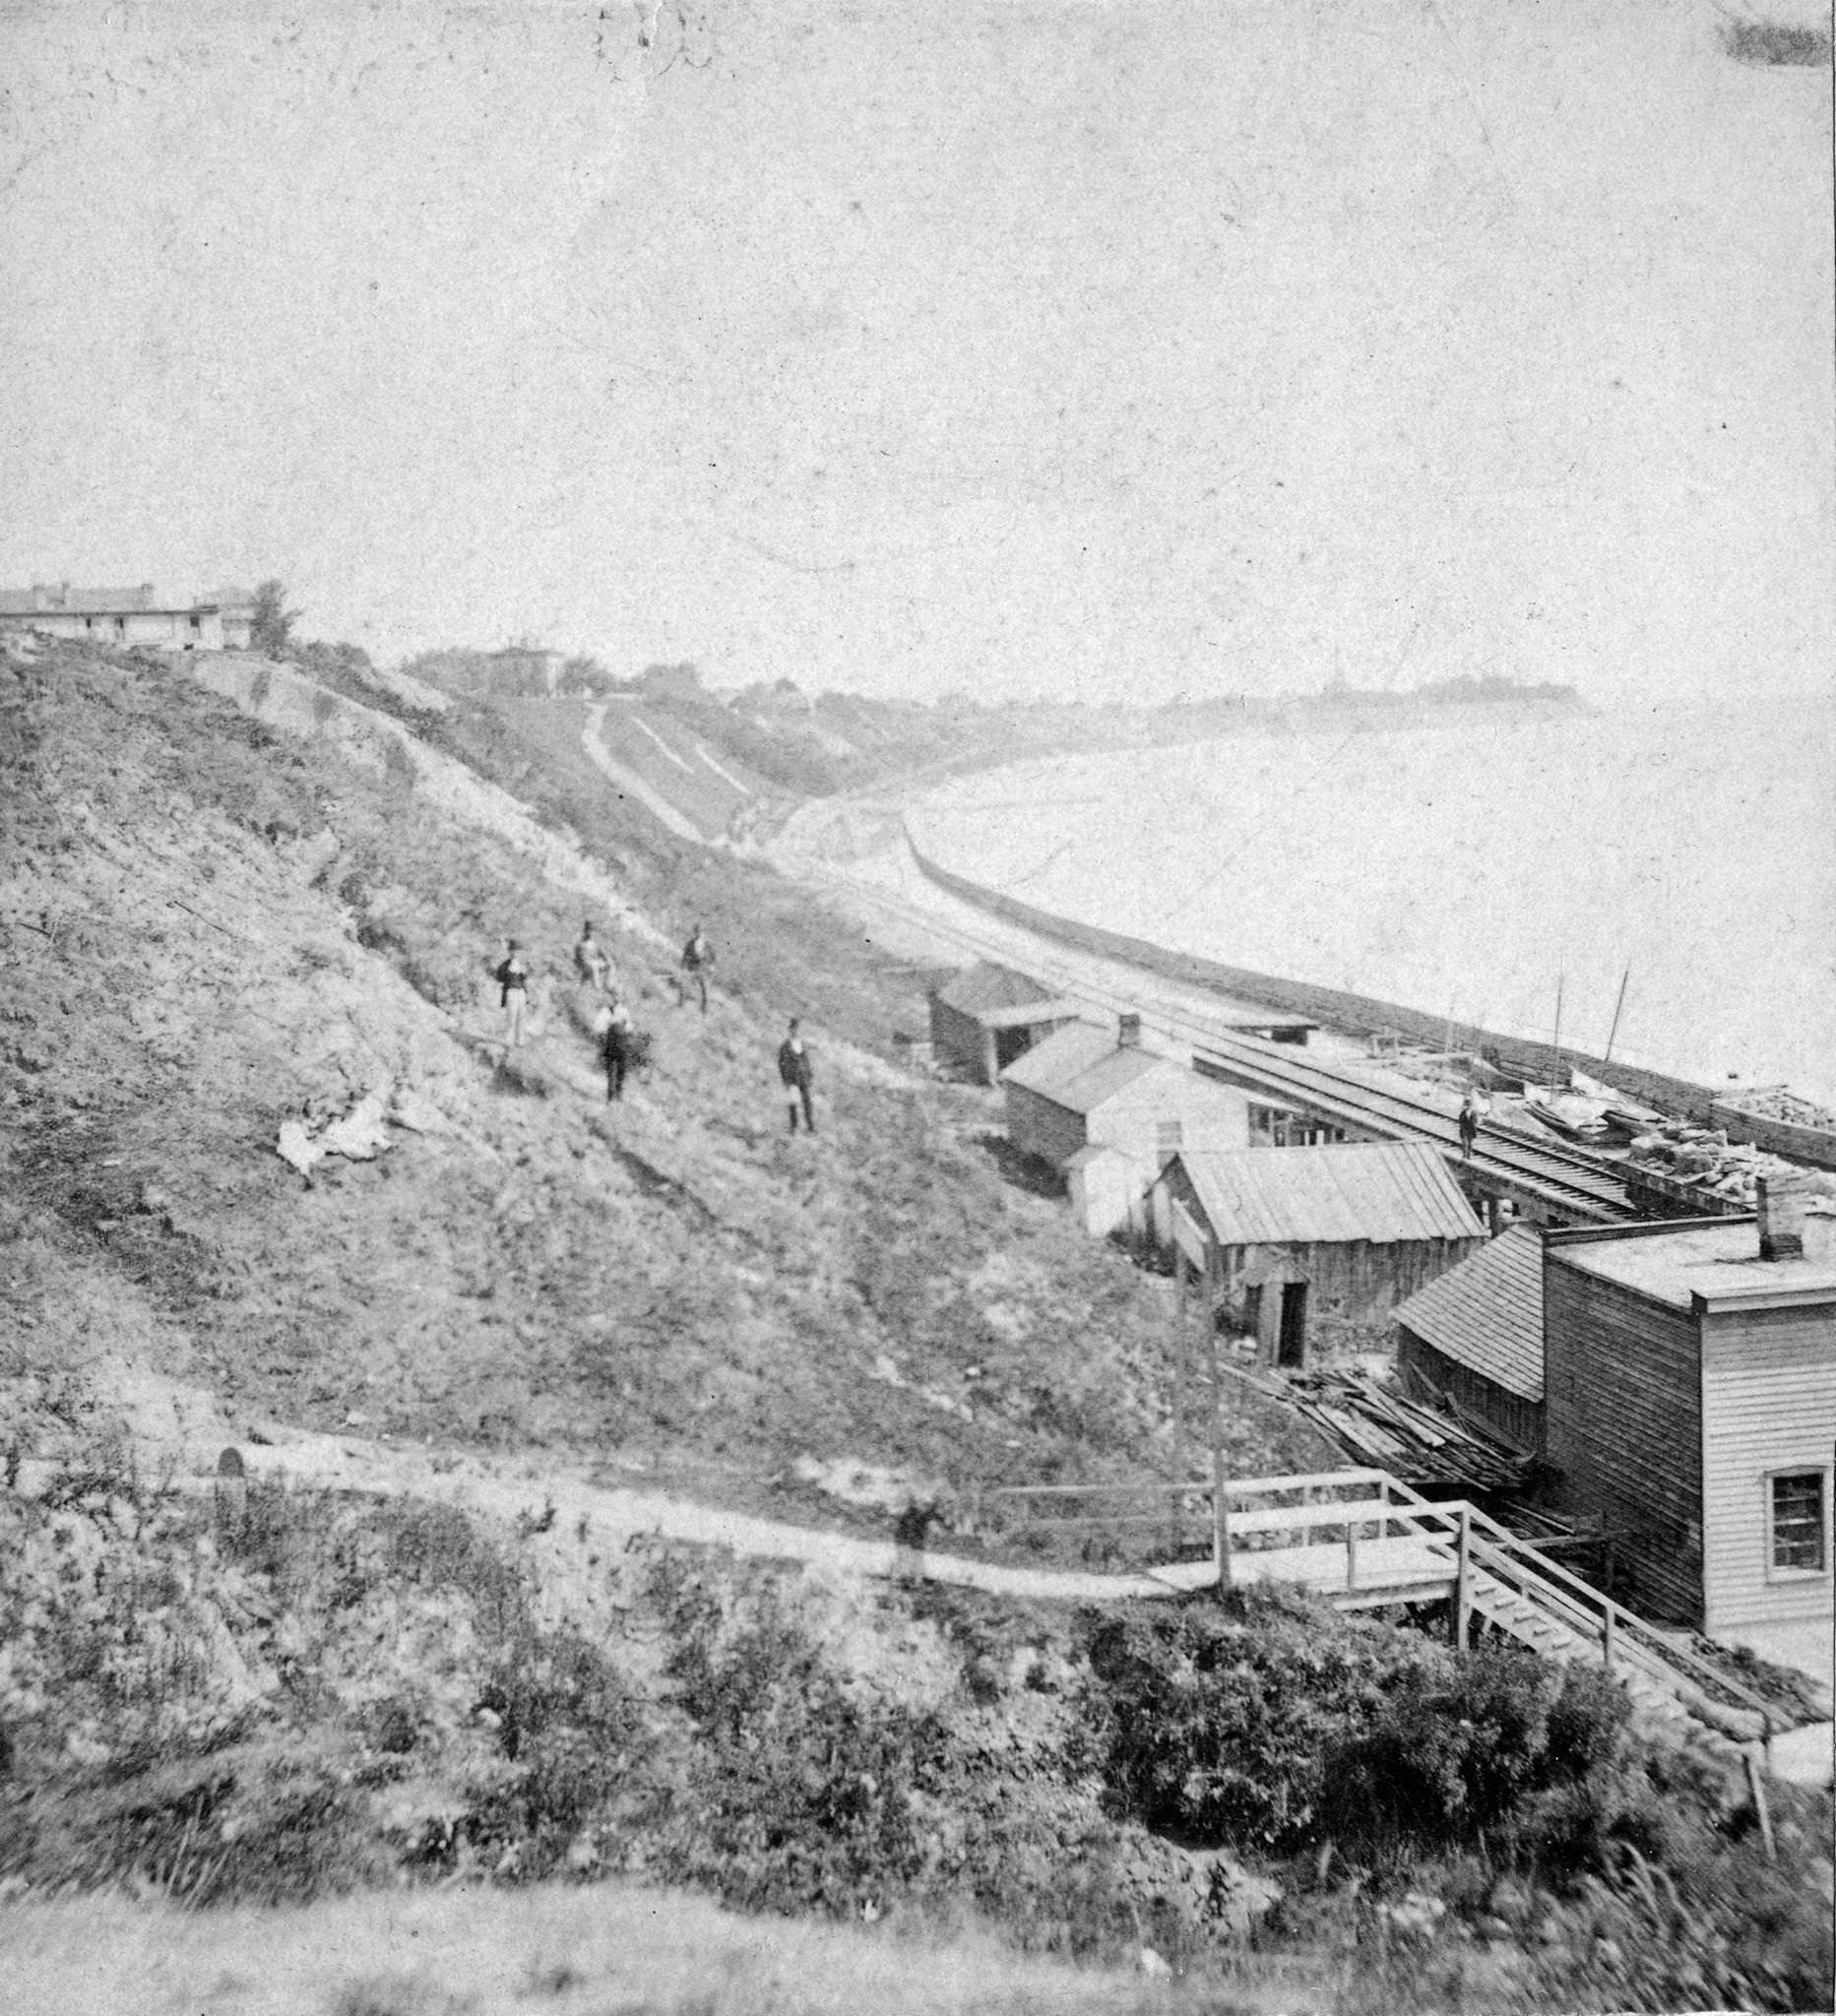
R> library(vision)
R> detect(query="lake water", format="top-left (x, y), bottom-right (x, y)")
top-left (908, 700), bottom-right (1836, 1107)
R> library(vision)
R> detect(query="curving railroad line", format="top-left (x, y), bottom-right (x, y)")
top-left (792, 828), bottom-right (1637, 1225)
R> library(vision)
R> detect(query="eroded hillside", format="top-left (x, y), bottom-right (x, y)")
top-left (0, 636), bottom-right (1325, 1522)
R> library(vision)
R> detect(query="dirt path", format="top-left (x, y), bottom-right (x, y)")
top-left (580, 702), bottom-right (714, 845)
top-left (234, 1425), bottom-right (1181, 1603)
top-left (45, 1392), bottom-right (1181, 1607)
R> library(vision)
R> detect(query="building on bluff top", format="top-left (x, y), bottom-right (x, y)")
top-left (0, 582), bottom-right (256, 653)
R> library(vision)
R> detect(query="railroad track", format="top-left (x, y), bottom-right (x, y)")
top-left (793, 840), bottom-right (1637, 1225)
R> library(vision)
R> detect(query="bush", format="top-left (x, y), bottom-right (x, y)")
top-left (651, 1577), bottom-right (947, 1918)
top-left (1079, 1590), bottom-right (1444, 1851)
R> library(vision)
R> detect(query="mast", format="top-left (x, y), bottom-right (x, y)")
top-left (1603, 965), bottom-right (1631, 1068)
top-left (1551, 972), bottom-right (1565, 1092)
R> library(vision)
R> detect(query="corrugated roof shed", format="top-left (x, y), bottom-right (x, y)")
top-left (999, 1019), bottom-right (1166, 1112)
top-left (931, 962), bottom-right (1056, 1018)
top-left (1393, 1226), bottom-right (1544, 1401)
top-left (1176, 1142), bottom-right (1485, 1249)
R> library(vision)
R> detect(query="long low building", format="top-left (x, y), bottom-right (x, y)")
top-left (1153, 1141), bottom-right (1486, 1366)
top-left (0, 582), bottom-right (256, 652)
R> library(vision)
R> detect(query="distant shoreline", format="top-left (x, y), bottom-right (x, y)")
top-left (899, 826), bottom-right (1729, 1126)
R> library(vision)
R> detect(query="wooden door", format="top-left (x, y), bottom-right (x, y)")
top-left (1278, 1283), bottom-right (1308, 1368)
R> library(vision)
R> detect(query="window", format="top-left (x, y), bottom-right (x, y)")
top-left (1769, 1471), bottom-right (1828, 1575)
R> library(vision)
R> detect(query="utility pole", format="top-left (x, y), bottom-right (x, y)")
top-left (1205, 1237), bottom-right (1232, 1590)
top-left (1170, 1245), bottom-right (1187, 1556)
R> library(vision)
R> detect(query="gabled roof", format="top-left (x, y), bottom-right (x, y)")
top-left (931, 961), bottom-right (1055, 1018)
top-left (1000, 1019), bottom-right (1167, 1113)
top-left (0, 585), bottom-right (229, 616)
top-left (1172, 1142), bottom-right (1485, 1250)
top-left (1394, 1226), bottom-right (1544, 1401)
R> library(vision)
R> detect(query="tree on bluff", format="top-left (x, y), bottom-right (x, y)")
top-left (250, 580), bottom-right (298, 658)
top-left (635, 661), bottom-right (704, 701)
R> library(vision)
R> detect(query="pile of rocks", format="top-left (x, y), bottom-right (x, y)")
top-left (1722, 1086), bottom-right (1836, 1129)
top-left (1626, 1125), bottom-right (1836, 1210)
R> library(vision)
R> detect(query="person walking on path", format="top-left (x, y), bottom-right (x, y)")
top-left (495, 939), bottom-right (531, 1048)
top-left (778, 1017), bottom-right (815, 1134)
top-left (599, 993), bottom-right (634, 1102)
top-left (680, 923), bottom-right (714, 1014)
top-left (574, 920), bottom-right (612, 993)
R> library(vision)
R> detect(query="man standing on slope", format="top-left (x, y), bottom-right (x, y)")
top-left (495, 939), bottom-right (531, 1048)
top-left (778, 1018), bottom-right (815, 1135)
top-left (574, 919), bottom-right (612, 993)
top-left (680, 922), bottom-right (714, 1015)
top-left (599, 993), bottom-right (634, 1102)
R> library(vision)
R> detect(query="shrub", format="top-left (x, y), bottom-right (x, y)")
top-left (652, 1582), bottom-right (947, 1918)
top-left (1078, 1590), bottom-right (1444, 1851)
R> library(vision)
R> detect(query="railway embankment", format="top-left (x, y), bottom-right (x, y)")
top-left (902, 832), bottom-right (1729, 1125)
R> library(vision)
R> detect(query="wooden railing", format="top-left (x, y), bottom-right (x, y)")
top-left (1380, 1479), bottom-right (1781, 1747)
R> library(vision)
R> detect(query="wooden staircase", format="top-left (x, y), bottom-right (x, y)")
top-left (994, 1466), bottom-right (1784, 1756)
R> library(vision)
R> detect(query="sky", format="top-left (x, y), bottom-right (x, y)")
top-left (1, 0), bottom-right (1830, 703)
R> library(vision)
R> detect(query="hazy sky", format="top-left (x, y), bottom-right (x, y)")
top-left (2, 0), bottom-right (1829, 701)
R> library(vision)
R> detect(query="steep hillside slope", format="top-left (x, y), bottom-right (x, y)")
top-left (0, 636), bottom-right (1321, 1525)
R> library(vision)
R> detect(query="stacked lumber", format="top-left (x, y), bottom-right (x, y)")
top-left (1283, 1366), bottom-right (1532, 1495)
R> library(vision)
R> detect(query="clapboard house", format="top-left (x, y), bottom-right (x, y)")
top-left (1541, 1194), bottom-right (1836, 1635)
top-left (927, 963), bottom-right (1080, 1084)
top-left (1394, 1227), bottom-right (1546, 1457)
top-left (1152, 1142), bottom-right (1485, 1366)
top-left (1001, 1015), bottom-right (1262, 1234)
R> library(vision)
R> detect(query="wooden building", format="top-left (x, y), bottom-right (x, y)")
top-left (0, 582), bottom-right (255, 652)
top-left (1152, 1142), bottom-right (1485, 1366)
top-left (927, 963), bottom-right (1080, 1084)
top-left (1001, 1016), bottom-right (1260, 1234)
top-left (1542, 1210), bottom-right (1836, 1634)
top-left (1394, 1227), bottom-right (1545, 1456)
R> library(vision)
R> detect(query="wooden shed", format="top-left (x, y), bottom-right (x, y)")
top-left (1001, 1016), bottom-right (1261, 1234)
top-left (1542, 1213), bottom-right (1836, 1634)
top-left (1394, 1227), bottom-right (1546, 1456)
top-left (1152, 1143), bottom-right (1486, 1367)
top-left (927, 963), bottom-right (1081, 1084)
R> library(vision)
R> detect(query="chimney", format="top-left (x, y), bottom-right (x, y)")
top-left (137, 583), bottom-right (156, 609)
top-left (1757, 1170), bottom-right (1810, 1261)
top-left (1118, 1013), bottom-right (1142, 1050)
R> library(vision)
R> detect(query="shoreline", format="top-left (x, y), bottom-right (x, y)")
top-left (899, 826), bottom-right (1728, 1121)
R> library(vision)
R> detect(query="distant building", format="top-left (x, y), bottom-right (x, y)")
top-left (1542, 1202), bottom-right (1836, 1636)
top-left (1153, 1142), bottom-right (1485, 1366)
top-left (1001, 1014), bottom-right (1264, 1235)
top-left (1394, 1226), bottom-right (1546, 1456)
top-left (927, 963), bottom-right (1081, 1084)
top-left (0, 582), bottom-right (255, 652)
top-left (483, 645), bottom-right (567, 695)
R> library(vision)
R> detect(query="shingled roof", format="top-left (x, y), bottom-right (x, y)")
top-left (1393, 1226), bottom-right (1544, 1401)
